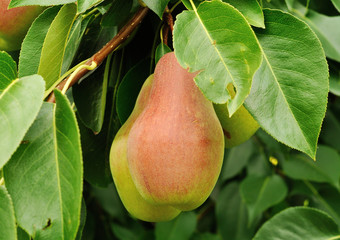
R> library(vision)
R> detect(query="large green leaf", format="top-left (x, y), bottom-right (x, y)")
top-left (173, 0), bottom-right (262, 115)
top-left (240, 174), bottom-right (288, 224)
top-left (19, 6), bottom-right (61, 78)
top-left (4, 91), bottom-right (83, 240)
top-left (155, 212), bottom-right (197, 240)
top-left (216, 182), bottom-right (258, 240)
top-left (77, 0), bottom-right (103, 13)
top-left (0, 51), bottom-right (17, 94)
top-left (9, 0), bottom-right (75, 7)
top-left (61, 15), bottom-right (92, 75)
top-left (143, 0), bottom-right (170, 18)
top-left (73, 57), bottom-right (110, 133)
top-left (0, 75), bottom-right (45, 169)
top-left (253, 207), bottom-right (340, 240)
top-left (244, 9), bottom-right (328, 159)
top-left (223, 0), bottom-right (265, 28)
top-left (0, 186), bottom-right (17, 240)
top-left (38, 4), bottom-right (77, 93)
top-left (282, 145), bottom-right (340, 188)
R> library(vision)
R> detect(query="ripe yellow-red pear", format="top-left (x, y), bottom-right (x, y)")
top-left (0, 0), bottom-right (43, 51)
top-left (127, 52), bottom-right (224, 211)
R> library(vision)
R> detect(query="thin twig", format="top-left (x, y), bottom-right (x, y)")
top-left (47, 7), bottom-right (149, 103)
top-left (162, 7), bottom-right (174, 46)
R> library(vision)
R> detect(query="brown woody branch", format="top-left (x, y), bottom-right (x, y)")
top-left (47, 7), bottom-right (149, 103)
top-left (162, 7), bottom-right (174, 46)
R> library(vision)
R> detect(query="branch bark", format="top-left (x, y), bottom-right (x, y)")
top-left (47, 7), bottom-right (149, 103)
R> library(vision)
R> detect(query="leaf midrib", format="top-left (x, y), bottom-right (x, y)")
top-left (53, 104), bottom-right (64, 240)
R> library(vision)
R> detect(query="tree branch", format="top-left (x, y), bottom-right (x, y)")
top-left (47, 7), bottom-right (149, 103)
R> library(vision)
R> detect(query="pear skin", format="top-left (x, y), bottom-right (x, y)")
top-left (214, 85), bottom-right (259, 148)
top-left (127, 52), bottom-right (224, 211)
top-left (0, 0), bottom-right (44, 51)
top-left (110, 75), bottom-right (180, 222)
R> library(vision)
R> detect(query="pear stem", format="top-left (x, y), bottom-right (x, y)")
top-left (47, 6), bottom-right (149, 103)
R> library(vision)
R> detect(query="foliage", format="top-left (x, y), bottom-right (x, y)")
top-left (0, 0), bottom-right (340, 239)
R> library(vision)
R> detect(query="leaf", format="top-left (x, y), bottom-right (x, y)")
top-left (331, 0), bottom-right (340, 12)
top-left (73, 16), bottom-right (117, 62)
top-left (173, 0), bottom-right (262, 115)
top-left (0, 186), bottom-right (17, 240)
top-left (4, 91), bottom-right (83, 240)
top-left (0, 75), bottom-right (45, 169)
top-left (142, 0), bottom-right (170, 18)
top-left (155, 212), bottom-right (197, 240)
top-left (320, 110), bottom-right (340, 152)
top-left (75, 199), bottom-right (87, 240)
top-left (220, 140), bottom-right (254, 182)
top-left (111, 221), bottom-right (151, 240)
top-left (330, 68), bottom-right (340, 96)
top-left (111, 224), bottom-right (138, 240)
top-left (19, 6), bottom-right (61, 78)
top-left (102, 0), bottom-right (133, 27)
top-left (17, 227), bottom-right (30, 240)
top-left (253, 207), bottom-right (340, 240)
top-left (154, 43), bottom-right (171, 65)
top-left (116, 59), bottom-right (151, 124)
top-left (9, 0), bottom-right (75, 7)
top-left (77, 113), bottom-right (113, 187)
top-left (77, 0), bottom-right (104, 13)
top-left (289, 3), bottom-right (340, 62)
top-left (181, 0), bottom-right (203, 10)
top-left (244, 9), bottom-right (328, 159)
top-left (61, 15), bottom-right (92, 75)
top-left (222, 0), bottom-right (265, 28)
top-left (216, 182), bottom-right (258, 240)
top-left (38, 4), bottom-right (77, 94)
top-left (73, 57), bottom-right (110, 133)
top-left (282, 145), bottom-right (340, 188)
top-left (302, 10), bottom-right (340, 63)
top-left (91, 184), bottom-right (126, 218)
top-left (191, 233), bottom-right (222, 240)
top-left (313, 186), bottom-right (340, 226)
top-left (240, 174), bottom-right (288, 224)
top-left (0, 51), bottom-right (17, 94)
top-left (246, 152), bottom-right (272, 177)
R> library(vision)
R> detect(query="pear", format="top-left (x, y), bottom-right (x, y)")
top-left (127, 52), bottom-right (224, 211)
top-left (110, 75), bottom-right (180, 222)
top-left (214, 84), bottom-right (259, 148)
top-left (0, 0), bottom-right (44, 51)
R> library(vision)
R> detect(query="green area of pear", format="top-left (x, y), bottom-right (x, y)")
top-left (214, 85), bottom-right (259, 148)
